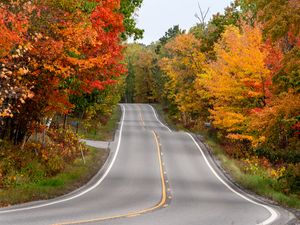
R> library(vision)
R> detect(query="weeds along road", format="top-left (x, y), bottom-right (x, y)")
top-left (0, 104), bottom-right (296, 225)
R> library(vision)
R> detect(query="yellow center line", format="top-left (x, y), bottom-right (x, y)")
top-left (138, 105), bottom-right (146, 128)
top-left (53, 131), bottom-right (167, 225)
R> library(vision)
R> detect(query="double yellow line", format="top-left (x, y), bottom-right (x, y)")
top-left (54, 131), bottom-right (168, 225)
top-left (138, 105), bottom-right (146, 128)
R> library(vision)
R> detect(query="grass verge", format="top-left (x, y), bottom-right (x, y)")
top-left (0, 147), bottom-right (108, 207)
top-left (75, 106), bottom-right (121, 141)
top-left (0, 105), bottom-right (121, 207)
top-left (152, 104), bottom-right (300, 210)
top-left (205, 137), bottom-right (300, 209)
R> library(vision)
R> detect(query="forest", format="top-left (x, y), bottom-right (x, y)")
top-left (0, 0), bottom-right (142, 199)
top-left (0, 0), bottom-right (299, 209)
top-left (124, 0), bottom-right (300, 204)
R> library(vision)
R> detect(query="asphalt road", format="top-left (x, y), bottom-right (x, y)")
top-left (0, 104), bottom-right (296, 225)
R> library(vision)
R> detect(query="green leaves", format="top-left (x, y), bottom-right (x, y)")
top-left (120, 0), bottom-right (144, 40)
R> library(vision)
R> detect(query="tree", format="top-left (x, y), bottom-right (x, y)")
top-left (207, 25), bottom-right (271, 142)
top-left (156, 25), bottom-right (185, 54)
top-left (133, 48), bottom-right (158, 103)
top-left (123, 43), bottom-right (144, 103)
top-left (250, 91), bottom-right (300, 163)
top-left (190, 1), bottom-right (241, 57)
top-left (120, 0), bottom-right (144, 40)
top-left (160, 34), bottom-right (207, 126)
top-left (0, 0), bottom-right (129, 144)
top-left (244, 0), bottom-right (300, 42)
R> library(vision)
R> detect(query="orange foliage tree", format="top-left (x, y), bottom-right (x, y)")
top-left (0, 0), bottom-right (127, 143)
top-left (207, 24), bottom-right (271, 142)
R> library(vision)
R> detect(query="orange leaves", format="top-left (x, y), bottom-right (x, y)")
top-left (211, 25), bottom-right (270, 92)
top-left (249, 91), bottom-right (300, 147)
top-left (210, 107), bottom-right (247, 132)
top-left (0, 0), bottom-right (126, 125)
top-left (0, 7), bottom-right (28, 57)
top-left (207, 24), bottom-right (273, 141)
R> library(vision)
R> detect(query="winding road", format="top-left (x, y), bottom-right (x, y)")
top-left (0, 104), bottom-right (296, 225)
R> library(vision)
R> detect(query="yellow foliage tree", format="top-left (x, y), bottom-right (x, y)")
top-left (207, 24), bottom-right (271, 141)
top-left (133, 48), bottom-right (158, 103)
top-left (160, 34), bottom-right (208, 126)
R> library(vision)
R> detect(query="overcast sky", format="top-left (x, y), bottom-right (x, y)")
top-left (133, 0), bottom-right (233, 45)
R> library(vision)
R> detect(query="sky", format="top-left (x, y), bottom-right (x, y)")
top-left (133, 0), bottom-right (233, 45)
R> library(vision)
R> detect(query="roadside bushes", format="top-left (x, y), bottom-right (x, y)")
top-left (0, 129), bottom-right (87, 188)
top-left (281, 163), bottom-right (300, 194)
top-left (241, 156), bottom-right (300, 195)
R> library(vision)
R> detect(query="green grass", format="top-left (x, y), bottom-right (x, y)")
top-left (0, 106), bottom-right (121, 206)
top-left (76, 106), bottom-right (121, 141)
top-left (0, 147), bottom-right (108, 207)
top-left (204, 135), bottom-right (300, 209)
top-left (153, 104), bottom-right (300, 210)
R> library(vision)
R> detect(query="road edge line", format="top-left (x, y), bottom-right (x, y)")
top-left (147, 105), bottom-right (172, 132)
top-left (146, 104), bottom-right (280, 225)
top-left (52, 131), bottom-right (169, 225)
top-left (186, 132), bottom-right (278, 225)
top-left (0, 104), bottom-right (126, 214)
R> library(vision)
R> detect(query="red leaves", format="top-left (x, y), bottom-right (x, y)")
top-left (264, 40), bottom-right (283, 75)
top-left (91, 0), bottom-right (124, 63)
top-left (89, 80), bottom-right (105, 91)
top-left (0, 0), bottom-right (126, 123)
top-left (0, 7), bottom-right (28, 57)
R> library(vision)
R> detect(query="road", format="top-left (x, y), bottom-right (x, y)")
top-left (0, 104), bottom-right (296, 225)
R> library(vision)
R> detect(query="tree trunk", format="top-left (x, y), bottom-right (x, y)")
top-left (63, 114), bottom-right (68, 130)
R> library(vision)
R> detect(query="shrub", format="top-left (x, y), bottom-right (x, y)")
top-left (20, 160), bottom-right (46, 182)
top-left (0, 128), bottom-right (87, 188)
top-left (279, 163), bottom-right (300, 194)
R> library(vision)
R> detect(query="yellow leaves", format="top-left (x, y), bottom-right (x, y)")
top-left (0, 108), bottom-right (13, 118)
top-left (210, 107), bottom-right (247, 132)
top-left (163, 34), bottom-right (205, 72)
top-left (17, 67), bottom-right (29, 75)
top-left (204, 24), bottom-right (275, 142)
top-left (160, 33), bottom-right (208, 122)
top-left (227, 134), bottom-right (254, 141)
top-left (213, 25), bottom-right (270, 83)
top-left (27, 92), bottom-right (34, 99)
top-left (269, 166), bottom-right (286, 179)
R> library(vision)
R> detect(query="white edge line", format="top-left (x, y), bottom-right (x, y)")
top-left (0, 104), bottom-right (126, 214)
top-left (186, 133), bottom-right (278, 225)
top-left (148, 103), bottom-right (277, 224)
top-left (147, 105), bottom-right (172, 132)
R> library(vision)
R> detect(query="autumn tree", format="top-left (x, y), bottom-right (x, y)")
top-left (0, 0), bottom-right (141, 144)
top-left (160, 33), bottom-right (207, 126)
top-left (133, 48), bottom-right (158, 103)
top-left (242, 0), bottom-right (300, 94)
top-left (207, 25), bottom-right (271, 143)
top-left (240, 0), bottom-right (300, 162)
top-left (250, 91), bottom-right (300, 163)
top-left (156, 25), bottom-right (185, 54)
top-left (120, 0), bottom-right (144, 40)
top-left (190, 1), bottom-right (241, 58)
